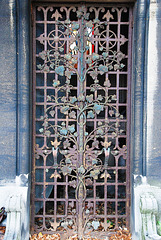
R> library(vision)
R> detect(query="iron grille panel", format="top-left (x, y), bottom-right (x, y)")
top-left (31, 4), bottom-right (132, 238)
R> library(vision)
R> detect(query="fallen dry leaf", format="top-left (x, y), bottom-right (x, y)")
top-left (109, 228), bottom-right (132, 240)
top-left (0, 226), bottom-right (5, 240)
top-left (30, 228), bottom-right (131, 240)
top-left (30, 233), bottom-right (61, 240)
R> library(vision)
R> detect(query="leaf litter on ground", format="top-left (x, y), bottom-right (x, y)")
top-left (30, 228), bottom-right (131, 240)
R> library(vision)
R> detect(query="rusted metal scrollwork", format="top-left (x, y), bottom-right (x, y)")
top-left (32, 4), bottom-right (132, 239)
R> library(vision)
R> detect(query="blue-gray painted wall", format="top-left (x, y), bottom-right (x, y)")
top-left (0, 0), bottom-right (30, 180)
top-left (16, 0), bottom-right (30, 176)
top-left (131, 0), bottom-right (149, 177)
top-left (0, 0), bottom-right (17, 179)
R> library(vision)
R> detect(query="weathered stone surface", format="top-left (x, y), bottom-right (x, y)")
top-left (0, 0), bottom-right (17, 179)
top-left (0, 176), bottom-right (29, 240)
top-left (134, 177), bottom-right (161, 239)
top-left (146, 0), bottom-right (161, 187)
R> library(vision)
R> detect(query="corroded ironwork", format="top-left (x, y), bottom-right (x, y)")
top-left (31, 4), bottom-right (132, 239)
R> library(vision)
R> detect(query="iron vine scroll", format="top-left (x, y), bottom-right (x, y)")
top-left (35, 5), bottom-right (128, 239)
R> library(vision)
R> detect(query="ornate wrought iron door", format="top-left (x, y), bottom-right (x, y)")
top-left (31, 3), bottom-right (132, 239)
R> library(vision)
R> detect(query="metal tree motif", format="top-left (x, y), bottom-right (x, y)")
top-left (35, 5), bottom-right (128, 239)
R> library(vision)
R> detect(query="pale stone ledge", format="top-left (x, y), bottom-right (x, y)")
top-left (134, 176), bottom-right (161, 240)
top-left (0, 174), bottom-right (29, 240)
